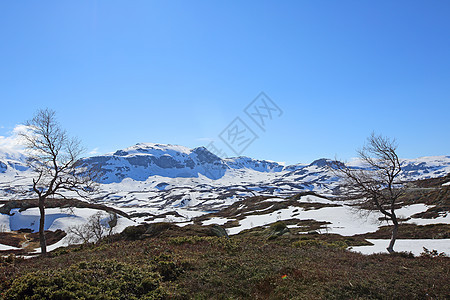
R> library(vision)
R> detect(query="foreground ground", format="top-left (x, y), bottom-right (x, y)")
top-left (1, 223), bottom-right (449, 299)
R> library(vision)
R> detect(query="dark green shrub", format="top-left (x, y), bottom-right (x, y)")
top-left (0, 254), bottom-right (22, 266)
top-left (212, 237), bottom-right (239, 253)
top-left (168, 236), bottom-right (238, 254)
top-left (121, 225), bottom-right (147, 240)
top-left (169, 235), bottom-right (207, 245)
top-left (267, 221), bottom-right (290, 240)
top-left (292, 239), bottom-right (348, 249)
top-left (4, 260), bottom-right (164, 299)
top-left (209, 225), bottom-right (229, 238)
top-left (293, 239), bottom-right (326, 248)
top-left (391, 251), bottom-right (415, 259)
top-left (269, 221), bottom-right (287, 232)
top-left (420, 247), bottom-right (447, 258)
top-left (152, 253), bottom-right (184, 281)
top-left (144, 222), bottom-right (174, 237)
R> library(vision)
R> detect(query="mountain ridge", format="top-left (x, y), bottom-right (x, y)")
top-left (1, 142), bottom-right (449, 212)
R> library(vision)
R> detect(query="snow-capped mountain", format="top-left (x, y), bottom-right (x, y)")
top-left (225, 156), bottom-right (284, 173)
top-left (0, 149), bottom-right (29, 175)
top-left (81, 143), bottom-right (287, 183)
top-left (1, 143), bottom-right (449, 215)
top-left (398, 156), bottom-right (450, 180)
top-left (82, 143), bottom-right (226, 182)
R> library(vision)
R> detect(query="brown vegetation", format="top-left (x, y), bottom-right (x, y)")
top-left (1, 223), bottom-right (448, 299)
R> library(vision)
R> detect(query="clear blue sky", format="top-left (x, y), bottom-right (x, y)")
top-left (1, 1), bottom-right (449, 164)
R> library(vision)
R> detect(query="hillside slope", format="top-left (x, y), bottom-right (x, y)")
top-left (1, 224), bottom-right (448, 299)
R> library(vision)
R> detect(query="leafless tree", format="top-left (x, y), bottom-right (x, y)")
top-left (67, 212), bottom-right (118, 244)
top-left (20, 108), bottom-right (97, 255)
top-left (330, 133), bottom-right (404, 254)
top-left (66, 222), bottom-right (94, 244)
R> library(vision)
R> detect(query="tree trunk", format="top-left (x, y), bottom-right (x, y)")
top-left (386, 217), bottom-right (399, 254)
top-left (38, 196), bottom-right (47, 255)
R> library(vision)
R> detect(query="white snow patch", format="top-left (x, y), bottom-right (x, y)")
top-left (202, 217), bottom-right (232, 226)
top-left (1, 207), bottom-right (136, 253)
top-left (0, 243), bottom-right (21, 251)
top-left (299, 195), bottom-right (338, 205)
top-left (262, 198), bottom-right (286, 203)
top-left (351, 239), bottom-right (450, 256)
top-left (9, 208), bottom-right (74, 232)
top-left (407, 215), bottom-right (450, 225)
top-left (227, 203), bottom-right (436, 236)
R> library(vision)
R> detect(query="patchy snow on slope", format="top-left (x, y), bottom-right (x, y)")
top-left (9, 208), bottom-right (74, 232)
top-left (395, 203), bottom-right (429, 218)
top-left (351, 239), bottom-right (450, 256)
top-left (406, 214), bottom-right (450, 225)
top-left (202, 217), bottom-right (233, 226)
top-left (0, 244), bottom-right (21, 251)
top-left (227, 205), bottom-right (381, 236)
top-left (118, 206), bottom-right (208, 224)
top-left (22, 207), bottom-right (135, 254)
top-left (47, 208), bottom-right (135, 233)
top-left (226, 203), bottom-right (437, 236)
top-left (1, 143), bottom-right (449, 255)
top-left (1, 207), bottom-right (135, 246)
top-left (2, 143), bottom-right (449, 216)
top-left (299, 194), bottom-right (339, 205)
top-left (262, 197), bottom-right (287, 203)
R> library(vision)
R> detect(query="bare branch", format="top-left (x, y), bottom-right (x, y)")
top-left (20, 108), bottom-right (97, 255)
top-left (329, 133), bottom-right (404, 254)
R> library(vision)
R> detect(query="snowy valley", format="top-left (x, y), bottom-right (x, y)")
top-left (1, 143), bottom-right (449, 256)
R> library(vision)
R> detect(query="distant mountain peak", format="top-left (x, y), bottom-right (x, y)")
top-left (2, 142), bottom-right (449, 189)
top-left (309, 158), bottom-right (332, 167)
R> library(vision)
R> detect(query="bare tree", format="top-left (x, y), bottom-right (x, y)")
top-left (20, 108), bottom-right (96, 255)
top-left (66, 222), bottom-right (94, 244)
top-left (330, 133), bottom-right (404, 253)
top-left (67, 212), bottom-right (118, 244)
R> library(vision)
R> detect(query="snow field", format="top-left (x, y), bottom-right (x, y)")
top-left (1, 207), bottom-right (135, 254)
top-left (351, 239), bottom-right (450, 256)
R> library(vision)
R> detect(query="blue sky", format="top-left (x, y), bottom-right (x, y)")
top-left (0, 1), bottom-right (449, 164)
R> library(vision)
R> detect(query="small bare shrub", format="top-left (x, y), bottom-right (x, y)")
top-left (67, 212), bottom-right (118, 244)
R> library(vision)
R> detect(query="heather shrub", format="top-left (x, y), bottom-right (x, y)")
top-left (121, 225), bottom-right (148, 240)
top-left (420, 247), bottom-right (447, 258)
top-left (209, 224), bottom-right (229, 238)
top-left (169, 235), bottom-right (207, 245)
top-left (168, 236), bottom-right (239, 256)
top-left (292, 239), bottom-right (348, 249)
top-left (267, 221), bottom-right (290, 240)
top-left (0, 254), bottom-right (22, 266)
top-left (4, 260), bottom-right (165, 300)
top-left (269, 221), bottom-right (287, 232)
top-left (151, 253), bottom-right (184, 281)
